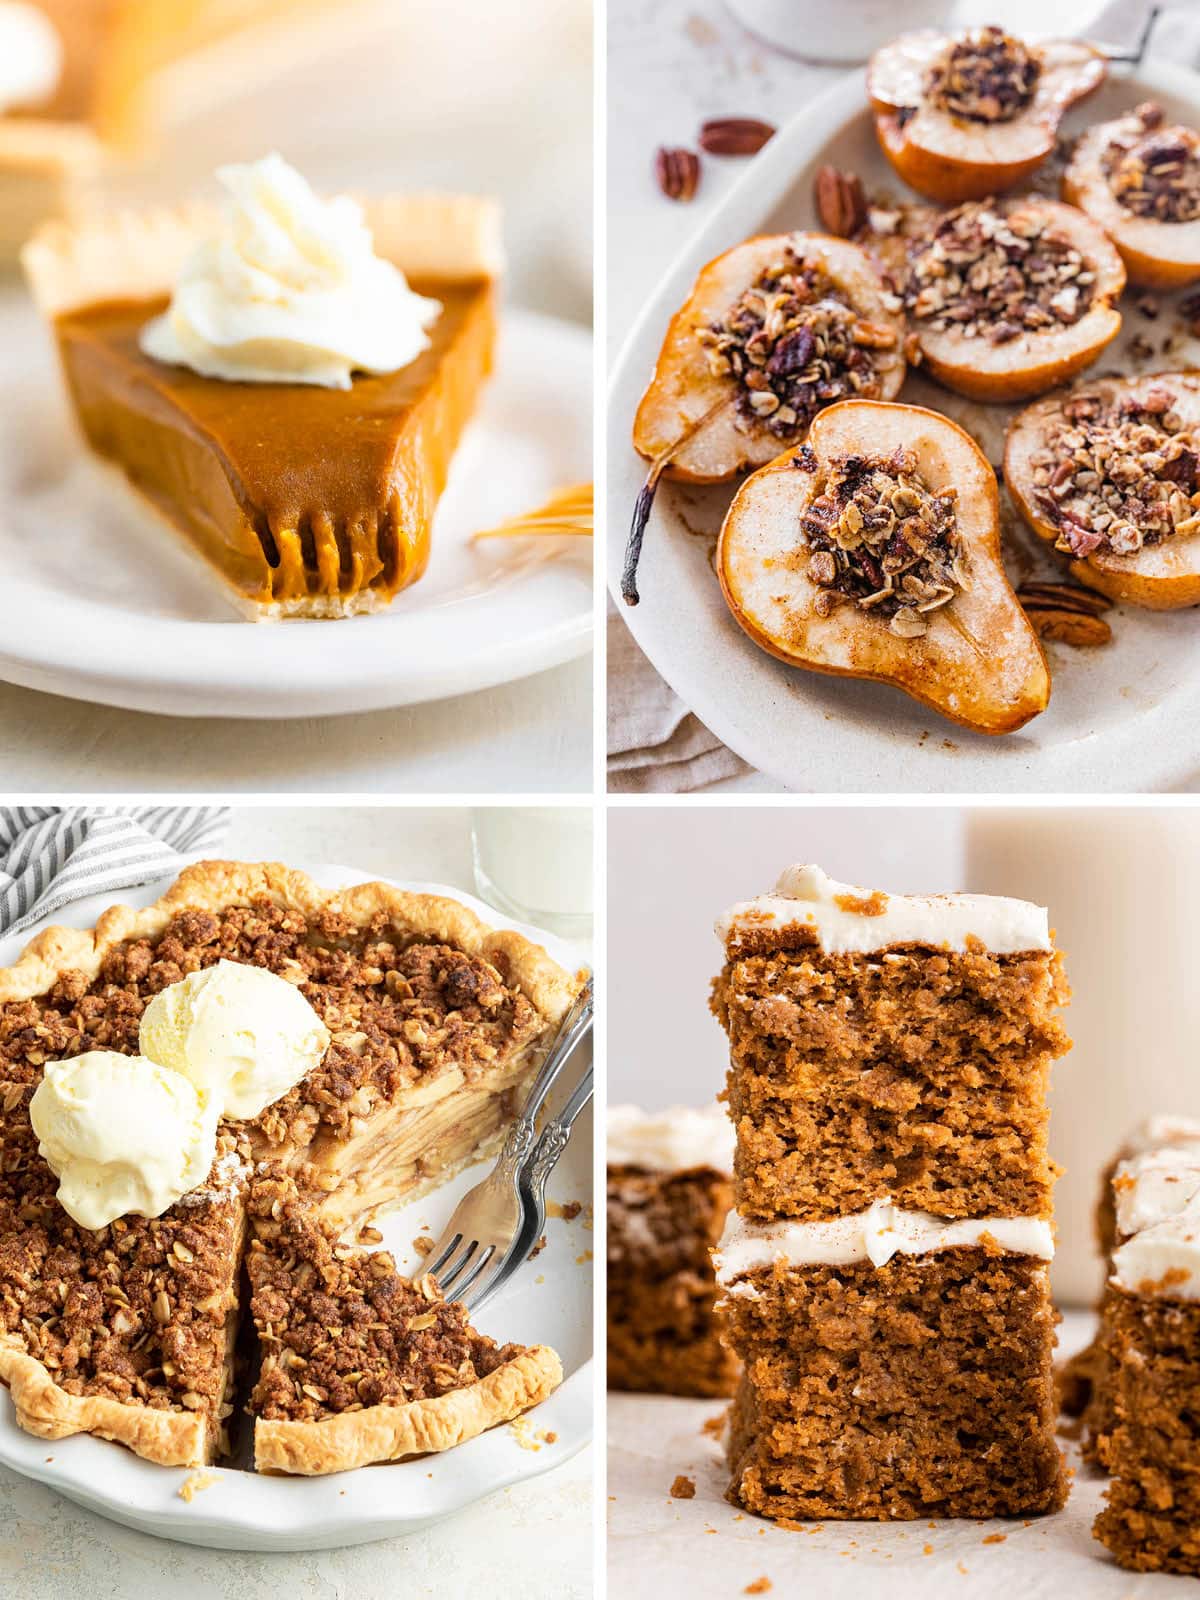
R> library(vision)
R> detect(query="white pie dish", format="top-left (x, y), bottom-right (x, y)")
top-left (0, 863), bottom-right (593, 1551)
top-left (607, 57), bottom-right (1200, 792)
top-left (0, 303), bottom-right (592, 719)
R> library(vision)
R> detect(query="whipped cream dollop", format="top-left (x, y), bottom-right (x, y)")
top-left (0, 3), bottom-right (61, 115)
top-left (716, 864), bottom-right (1051, 955)
top-left (30, 1053), bottom-right (219, 1230)
top-left (1111, 1137), bottom-right (1200, 1300)
top-left (140, 959), bottom-right (330, 1120)
top-left (713, 1200), bottom-right (1054, 1294)
top-left (140, 153), bottom-right (442, 389)
top-left (607, 1103), bottom-right (735, 1175)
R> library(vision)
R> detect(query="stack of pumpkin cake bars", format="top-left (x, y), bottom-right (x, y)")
top-left (709, 864), bottom-right (1072, 1521)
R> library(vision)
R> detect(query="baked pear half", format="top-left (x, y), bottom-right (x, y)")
top-left (868, 25), bottom-right (1106, 204)
top-left (717, 399), bottom-right (1050, 735)
top-left (1006, 373), bottom-right (1200, 609)
top-left (1063, 103), bottom-right (1200, 290)
top-left (899, 196), bottom-right (1125, 402)
top-left (623, 231), bottom-right (905, 602)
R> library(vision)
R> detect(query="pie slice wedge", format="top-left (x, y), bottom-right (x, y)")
top-left (246, 1165), bottom-right (560, 1474)
top-left (21, 194), bottom-right (503, 618)
top-left (0, 1083), bottom-right (248, 1467)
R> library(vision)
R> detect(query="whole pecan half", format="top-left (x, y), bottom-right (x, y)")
top-left (655, 146), bottom-right (700, 202)
top-left (814, 165), bottom-right (868, 238)
top-left (698, 117), bottom-right (776, 156)
top-left (1022, 605), bottom-right (1112, 647)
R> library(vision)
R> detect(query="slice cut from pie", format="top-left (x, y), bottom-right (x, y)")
top-left (21, 195), bottom-right (502, 618)
top-left (0, 1083), bottom-right (248, 1466)
top-left (0, 861), bottom-right (576, 1227)
top-left (246, 1165), bottom-right (560, 1474)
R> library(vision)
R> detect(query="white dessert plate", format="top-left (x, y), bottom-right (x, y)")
top-left (0, 304), bottom-right (592, 718)
top-left (607, 57), bottom-right (1200, 792)
top-left (0, 863), bottom-right (593, 1551)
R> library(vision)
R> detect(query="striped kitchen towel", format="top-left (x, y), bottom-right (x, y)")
top-left (0, 807), bottom-right (231, 939)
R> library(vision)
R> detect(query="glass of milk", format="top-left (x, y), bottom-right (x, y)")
top-left (724, 0), bottom-right (947, 62)
top-left (470, 806), bottom-right (593, 943)
top-left (966, 806), bottom-right (1200, 1307)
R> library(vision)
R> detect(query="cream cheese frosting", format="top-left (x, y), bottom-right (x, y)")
top-left (29, 1052), bottom-right (220, 1230)
top-left (1111, 1138), bottom-right (1200, 1300)
top-left (714, 1200), bottom-right (1054, 1293)
top-left (607, 1103), bottom-right (735, 1175)
top-left (0, 3), bottom-right (61, 116)
top-left (716, 864), bottom-right (1051, 955)
top-left (140, 153), bottom-right (443, 389)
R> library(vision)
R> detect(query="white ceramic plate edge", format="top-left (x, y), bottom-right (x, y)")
top-left (606, 62), bottom-right (1200, 793)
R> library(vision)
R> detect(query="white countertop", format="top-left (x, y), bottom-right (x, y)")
top-left (607, 1310), bottom-right (1188, 1598)
top-left (0, 806), bottom-right (593, 1595)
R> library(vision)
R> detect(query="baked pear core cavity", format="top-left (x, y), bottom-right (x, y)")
top-left (717, 399), bottom-right (1050, 735)
top-left (624, 232), bottom-right (905, 603)
top-left (868, 26), bottom-right (1106, 204)
top-left (1006, 372), bottom-right (1200, 609)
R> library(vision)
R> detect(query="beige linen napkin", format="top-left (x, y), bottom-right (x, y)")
top-left (606, 603), bottom-right (751, 792)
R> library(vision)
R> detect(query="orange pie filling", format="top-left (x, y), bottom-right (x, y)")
top-left (53, 278), bottom-right (496, 617)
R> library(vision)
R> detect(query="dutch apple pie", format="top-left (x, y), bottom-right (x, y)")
top-left (0, 861), bottom-right (575, 1473)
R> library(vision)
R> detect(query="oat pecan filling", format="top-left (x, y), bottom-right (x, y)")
top-left (247, 1168), bottom-right (518, 1423)
top-left (795, 445), bottom-right (965, 635)
top-left (696, 249), bottom-right (895, 438)
top-left (1030, 387), bottom-right (1200, 557)
top-left (905, 201), bottom-right (1096, 344)
top-left (1104, 104), bottom-right (1200, 224)
top-left (925, 26), bottom-right (1040, 125)
top-left (0, 1085), bottom-right (245, 1424)
top-left (0, 900), bottom-right (541, 1149)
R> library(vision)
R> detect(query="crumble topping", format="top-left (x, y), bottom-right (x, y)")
top-left (925, 27), bottom-right (1040, 125)
top-left (797, 447), bottom-right (966, 635)
top-left (905, 201), bottom-right (1096, 344)
top-left (1029, 386), bottom-right (1200, 557)
top-left (696, 248), bottom-right (896, 438)
top-left (246, 1168), bottom-right (520, 1423)
top-left (0, 1085), bottom-right (246, 1422)
top-left (1104, 103), bottom-right (1200, 224)
top-left (0, 899), bottom-right (542, 1148)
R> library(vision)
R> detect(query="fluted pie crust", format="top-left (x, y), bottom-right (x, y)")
top-left (0, 861), bottom-right (575, 1473)
top-left (21, 196), bottom-right (503, 619)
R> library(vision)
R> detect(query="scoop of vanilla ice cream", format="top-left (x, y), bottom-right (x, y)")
top-left (29, 1052), bottom-right (219, 1230)
top-left (140, 959), bottom-right (330, 1119)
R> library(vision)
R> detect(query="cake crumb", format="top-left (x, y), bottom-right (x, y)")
top-left (529, 1234), bottom-right (548, 1259)
top-left (957, 1563), bottom-right (969, 1575)
top-left (412, 1235), bottom-right (434, 1256)
top-left (744, 1580), bottom-right (772, 1595)
top-left (178, 1470), bottom-right (218, 1502)
top-left (923, 1544), bottom-right (934, 1555)
top-left (701, 1413), bottom-right (724, 1437)
top-left (535, 1274), bottom-right (545, 1284)
top-left (547, 1199), bottom-right (583, 1221)
top-left (575, 1249), bottom-right (593, 1265)
top-left (982, 1533), bottom-right (1006, 1546)
top-left (670, 1474), bottom-right (696, 1499)
top-left (356, 1223), bottom-right (383, 1245)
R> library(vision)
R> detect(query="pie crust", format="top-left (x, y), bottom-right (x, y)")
top-left (21, 196), bottom-right (504, 619)
top-left (0, 862), bottom-right (576, 1472)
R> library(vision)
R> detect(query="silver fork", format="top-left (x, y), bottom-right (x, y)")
top-left (422, 976), bottom-right (593, 1308)
top-left (464, 1054), bottom-right (595, 1315)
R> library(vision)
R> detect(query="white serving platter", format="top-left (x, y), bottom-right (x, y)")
top-left (0, 864), bottom-right (593, 1550)
top-left (607, 59), bottom-right (1200, 792)
top-left (0, 305), bottom-right (592, 719)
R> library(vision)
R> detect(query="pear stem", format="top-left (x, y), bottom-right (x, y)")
top-left (622, 396), bottom-right (734, 605)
